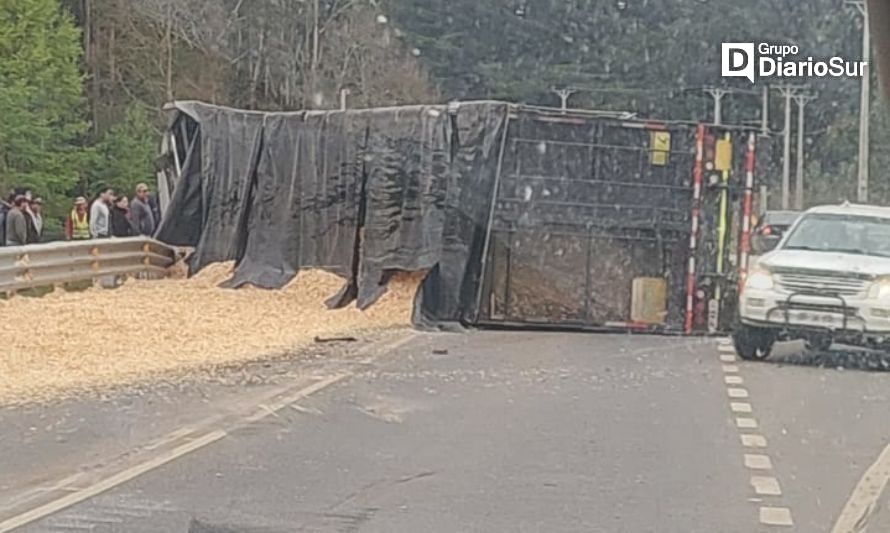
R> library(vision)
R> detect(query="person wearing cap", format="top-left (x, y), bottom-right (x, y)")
top-left (130, 183), bottom-right (156, 236)
top-left (4, 196), bottom-right (28, 246)
top-left (28, 197), bottom-right (44, 243)
top-left (65, 197), bottom-right (91, 241)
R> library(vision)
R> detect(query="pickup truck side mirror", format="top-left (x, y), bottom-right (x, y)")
top-left (752, 234), bottom-right (781, 254)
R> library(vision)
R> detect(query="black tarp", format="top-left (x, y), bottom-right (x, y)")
top-left (158, 100), bottom-right (770, 332)
top-left (157, 101), bottom-right (510, 325)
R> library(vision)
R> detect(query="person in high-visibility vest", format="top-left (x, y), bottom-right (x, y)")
top-left (64, 197), bottom-right (91, 240)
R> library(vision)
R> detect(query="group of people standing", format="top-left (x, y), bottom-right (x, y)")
top-left (65, 183), bottom-right (159, 241)
top-left (0, 189), bottom-right (44, 246)
top-left (0, 183), bottom-right (159, 247)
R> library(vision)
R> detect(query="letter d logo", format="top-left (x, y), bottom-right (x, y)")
top-left (722, 43), bottom-right (755, 83)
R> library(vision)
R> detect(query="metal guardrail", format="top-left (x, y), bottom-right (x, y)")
top-left (0, 237), bottom-right (178, 292)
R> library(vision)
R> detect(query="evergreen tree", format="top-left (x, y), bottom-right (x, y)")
top-left (0, 0), bottom-right (88, 205)
top-left (90, 105), bottom-right (157, 198)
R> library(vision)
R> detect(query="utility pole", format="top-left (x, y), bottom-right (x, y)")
top-left (777, 85), bottom-right (795, 210)
top-left (704, 88), bottom-right (728, 125)
top-left (793, 93), bottom-right (816, 210)
top-left (846, 0), bottom-right (870, 202)
top-left (775, 85), bottom-right (806, 210)
top-left (760, 85), bottom-right (770, 136)
top-left (552, 88), bottom-right (577, 113)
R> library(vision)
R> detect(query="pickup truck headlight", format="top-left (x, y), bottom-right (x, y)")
top-left (868, 277), bottom-right (890, 299)
top-left (745, 266), bottom-right (775, 291)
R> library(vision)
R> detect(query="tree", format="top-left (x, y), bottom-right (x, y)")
top-left (0, 0), bottom-right (88, 206)
top-left (90, 105), bottom-right (157, 196)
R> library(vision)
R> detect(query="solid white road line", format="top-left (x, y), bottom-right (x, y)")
top-left (727, 387), bottom-right (749, 398)
top-left (0, 431), bottom-right (225, 533)
top-left (760, 506), bottom-right (794, 526)
top-left (741, 434), bottom-right (768, 448)
top-left (730, 402), bottom-right (752, 413)
top-left (744, 454), bottom-right (773, 470)
top-left (243, 374), bottom-right (346, 424)
top-left (736, 417), bottom-right (758, 429)
top-left (831, 443), bottom-right (890, 533)
top-left (0, 373), bottom-right (349, 532)
top-left (0, 332), bottom-right (419, 532)
top-left (724, 375), bottom-right (744, 385)
top-left (751, 476), bottom-right (782, 496)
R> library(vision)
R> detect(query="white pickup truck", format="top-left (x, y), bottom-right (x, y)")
top-left (734, 203), bottom-right (890, 360)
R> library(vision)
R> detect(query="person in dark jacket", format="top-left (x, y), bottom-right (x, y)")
top-left (26, 197), bottom-right (43, 243)
top-left (0, 192), bottom-right (12, 246)
top-left (149, 192), bottom-right (161, 229)
top-left (4, 196), bottom-right (29, 246)
top-left (130, 183), bottom-right (156, 236)
top-left (110, 196), bottom-right (136, 237)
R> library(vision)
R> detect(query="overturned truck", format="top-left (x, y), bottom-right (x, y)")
top-left (156, 101), bottom-right (772, 335)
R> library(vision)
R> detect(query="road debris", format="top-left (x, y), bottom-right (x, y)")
top-left (0, 265), bottom-right (421, 406)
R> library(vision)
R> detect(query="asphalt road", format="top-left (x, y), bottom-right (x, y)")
top-left (2, 331), bottom-right (890, 532)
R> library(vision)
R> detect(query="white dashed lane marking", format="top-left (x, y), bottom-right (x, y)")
top-left (727, 387), bottom-right (749, 399)
top-left (730, 402), bottom-right (752, 413)
top-left (760, 507), bottom-right (794, 526)
top-left (716, 339), bottom-right (794, 528)
top-left (740, 434), bottom-right (768, 448)
top-left (744, 454), bottom-right (773, 470)
top-left (751, 476), bottom-right (782, 496)
top-left (736, 417), bottom-right (758, 429)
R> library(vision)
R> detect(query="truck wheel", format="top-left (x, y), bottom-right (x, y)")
top-left (732, 325), bottom-right (775, 361)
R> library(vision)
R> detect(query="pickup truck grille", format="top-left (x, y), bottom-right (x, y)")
top-left (775, 272), bottom-right (870, 296)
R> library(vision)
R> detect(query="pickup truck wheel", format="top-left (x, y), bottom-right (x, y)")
top-left (732, 325), bottom-right (775, 361)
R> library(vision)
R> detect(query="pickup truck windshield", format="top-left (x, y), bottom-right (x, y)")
top-left (782, 213), bottom-right (890, 258)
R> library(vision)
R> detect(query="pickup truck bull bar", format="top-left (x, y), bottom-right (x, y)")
top-left (767, 291), bottom-right (853, 331)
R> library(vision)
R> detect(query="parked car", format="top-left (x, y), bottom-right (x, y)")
top-left (750, 210), bottom-right (801, 256)
top-left (734, 203), bottom-right (890, 360)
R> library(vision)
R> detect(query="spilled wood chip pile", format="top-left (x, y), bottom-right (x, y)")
top-left (0, 264), bottom-right (422, 406)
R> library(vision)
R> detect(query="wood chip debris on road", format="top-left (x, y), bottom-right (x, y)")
top-left (0, 264), bottom-right (421, 406)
